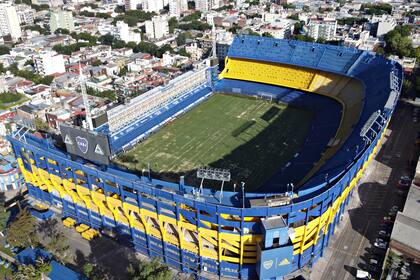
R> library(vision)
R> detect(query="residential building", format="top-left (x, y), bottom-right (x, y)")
top-left (116, 21), bottom-right (141, 44)
top-left (371, 15), bottom-right (397, 38)
top-left (50, 10), bottom-right (75, 33)
top-left (125, 0), bottom-right (141, 11)
top-left (15, 5), bottom-right (36, 25)
top-left (260, 19), bottom-right (294, 39)
top-left (169, 0), bottom-right (188, 18)
top-left (145, 16), bottom-right (169, 40)
top-left (0, 4), bottom-right (22, 41)
top-left (196, 0), bottom-right (221, 12)
top-left (32, 0), bottom-right (63, 7)
top-left (33, 51), bottom-right (66, 76)
top-left (142, 0), bottom-right (165, 13)
top-left (0, 154), bottom-right (24, 192)
top-left (185, 43), bottom-right (203, 61)
top-left (307, 17), bottom-right (337, 41)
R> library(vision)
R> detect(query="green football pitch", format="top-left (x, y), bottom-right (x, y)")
top-left (115, 93), bottom-right (314, 191)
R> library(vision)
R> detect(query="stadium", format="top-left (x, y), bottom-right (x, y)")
top-left (7, 35), bottom-right (402, 279)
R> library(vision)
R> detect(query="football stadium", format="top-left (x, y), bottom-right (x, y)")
top-left (7, 35), bottom-right (403, 279)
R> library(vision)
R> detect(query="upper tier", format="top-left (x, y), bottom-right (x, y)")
top-left (220, 35), bottom-right (403, 195)
top-left (227, 35), bottom-right (363, 75)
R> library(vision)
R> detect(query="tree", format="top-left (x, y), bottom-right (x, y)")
top-left (6, 210), bottom-right (39, 249)
top-left (119, 66), bottom-right (128, 77)
top-left (168, 17), bottom-right (178, 34)
top-left (134, 42), bottom-right (159, 55)
top-left (294, 35), bottom-right (315, 42)
top-left (361, 3), bottom-right (392, 15)
top-left (0, 193), bottom-right (10, 233)
top-left (156, 45), bottom-right (173, 58)
top-left (287, 14), bottom-right (299, 20)
top-left (83, 262), bottom-right (110, 280)
top-left (178, 20), bottom-right (211, 31)
top-left (177, 47), bottom-right (190, 57)
top-left (12, 259), bottom-right (51, 280)
top-left (34, 117), bottom-right (49, 132)
top-left (0, 45), bottom-right (10, 55)
top-left (376, 47), bottom-right (385, 56)
top-left (54, 28), bottom-right (70, 35)
top-left (181, 11), bottom-right (201, 22)
top-left (38, 219), bottom-right (70, 264)
top-left (262, 32), bottom-right (274, 38)
top-left (176, 32), bottom-right (191, 46)
top-left (293, 22), bottom-right (304, 35)
top-left (127, 258), bottom-right (172, 280)
top-left (384, 26), bottom-right (415, 58)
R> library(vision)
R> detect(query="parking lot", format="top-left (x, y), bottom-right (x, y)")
top-left (311, 101), bottom-right (419, 280)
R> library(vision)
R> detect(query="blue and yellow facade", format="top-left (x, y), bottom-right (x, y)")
top-left (7, 36), bottom-right (403, 279)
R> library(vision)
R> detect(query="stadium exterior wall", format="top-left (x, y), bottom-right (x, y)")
top-left (7, 38), bottom-right (403, 280)
top-left (7, 112), bottom-right (392, 280)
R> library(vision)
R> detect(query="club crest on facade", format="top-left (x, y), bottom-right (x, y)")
top-left (76, 136), bottom-right (89, 154)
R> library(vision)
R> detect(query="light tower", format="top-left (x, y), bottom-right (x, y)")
top-left (79, 63), bottom-right (93, 131)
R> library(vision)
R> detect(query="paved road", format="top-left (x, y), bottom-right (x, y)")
top-left (311, 102), bottom-right (418, 280)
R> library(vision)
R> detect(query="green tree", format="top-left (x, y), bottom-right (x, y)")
top-left (361, 3), bottom-right (392, 15)
top-left (0, 63), bottom-right (5, 73)
top-left (54, 28), bottom-right (70, 35)
top-left (384, 26), bottom-right (415, 58)
top-left (83, 262), bottom-right (110, 280)
top-left (293, 21), bottom-right (304, 35)
top-left (0, 45), bottom-right (10, 55)
top-left (177, 47), bottom-right (190, 57)
top-left (87, 88), bottom-right (116, 101)
top-left (12, 259), bottom-right (51, 280)
top-left (134, 42), bottom-right (159, 55)
top-left (168, 17), bottom-right (178, 33)
top-left (156, 44), bottom-right (173, 58)
top-left (178, 21), bottom-right (211, 31)
top-left (262, 32), bottom-right (274, 38)
top-left (127, 258), bottom-right (172, 280)
top-left (294, 35), bottom-right (315, 42)
top-left (181, 11), bottom-right (201, 22)
top-left (38, 219), bottom-right (70, 264)
top-left (6, 210), bottom-right (39, 248)
top-left (34, 117), bottom-right (49, 132)
top-left (376, 47), bottom-right (385, 55)
top-left (287, 14), bottom-right (299, 20)
top-left (0, 193), bottom-right (10, 233)
top-left (119, 66), bottom-right (128, 77)
top-left (176, 32), bottom-right (191, 46)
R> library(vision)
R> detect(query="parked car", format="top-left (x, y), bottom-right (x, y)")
top-left (382, 216), bottom-right (394, 224)
top-left (378, 230), bottom-right (391, 238)
top-left (398, 176), bottom-right (412, 187)
top-left (374, 241), bottom-right (388, 249)
top-left (356, 270), bottom-right (371, 279)
top-left (390, 205), bottom-right (399, 212)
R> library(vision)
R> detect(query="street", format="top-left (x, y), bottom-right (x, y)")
top-left (311, 101), bottom-right (418, 280)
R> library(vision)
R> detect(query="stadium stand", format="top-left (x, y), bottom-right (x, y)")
top-left (7, 36), bottom-right (403, 279)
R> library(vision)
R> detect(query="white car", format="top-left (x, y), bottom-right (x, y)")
top-left (374, 241), bottom-right (388, 249)
top-left (356, 270), bottom-right (371, 279)
top-left (390, 205), bottom-right (399, 212)
top-left (378, 230), bottom-right (390, 237)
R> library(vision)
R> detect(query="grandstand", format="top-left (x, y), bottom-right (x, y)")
top-left (7, 36), bottom-right (403, 280)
